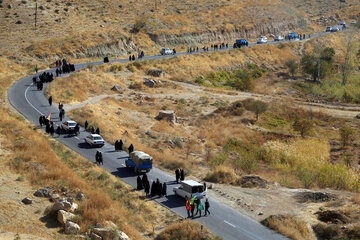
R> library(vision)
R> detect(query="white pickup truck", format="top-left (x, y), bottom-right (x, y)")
top-left (160, 48), bottom-right (173, 55)
top-left (173, 180), bottom-right (206, 199)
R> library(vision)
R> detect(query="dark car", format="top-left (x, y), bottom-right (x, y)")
top-left (233, 39), bottom-right (248, 48)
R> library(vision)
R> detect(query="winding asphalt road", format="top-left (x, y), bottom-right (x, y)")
top-left (8, 26), bottom-right (345, 240)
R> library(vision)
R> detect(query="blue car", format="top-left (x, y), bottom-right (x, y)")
top-left (125, 151), bottom-right (153, 173)
top-left (233, 39), bottom-right (249, 48)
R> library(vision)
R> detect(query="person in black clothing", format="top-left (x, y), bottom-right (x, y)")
top-left (84, 120), bottom-right (88, 131)
top-left (203, 182), bottom-right (207, 191)
top-left (95, 151), bottom-right (99, 163)
top-left (115, 140), bottom-right (119, 150)
top-left (142, 173), bottom-right (148, 186)
top-left (132, 55), bottom-right (135, 61)
top-left (162, 182), bottom-right (167, 196)
top-left (59, 111), bottom-right (63, 121)
top-left (45, 122), bottom-right (50, 134)
top-left (175, 168), bottom-right (180, 183)
top-left (205, 198), bottom-right (210, 216)
top-left (56, 126), bottom-right (61, 136)
top-left (50, 124), bottom-right (54, 136)
top-left (129, 55), bottom-right (132, 61)
top-left (180, 169), bottom-right (185, 181)
top-left (156, 178), bottom-right (161, 196)
top-left (48, 96), bottom-right (53, 106)
top-left (91, 126), bottom-right (95, 134)
top-left (150, 181), bottom-right (156, 197)
top-left (96, 128), bottom-right (100, 135)
top-left (39, 116), bottom-right (43, 127)
top-left (56, 68), bottom-right (59, 77)
top-left (74, 124), bottom-right (80, 135)
top-left (144, 180), bottom-right (150, 195)
top-left (119, 140), bottom-right (123, 150)
top-left (190, 201), bottom-right (195, 218)
top-left (128, 144), bottom-right (134, 153)
top-left (137, 176), bottom-right (144, 190)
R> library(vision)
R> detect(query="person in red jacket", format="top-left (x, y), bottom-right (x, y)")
top-left (186, 197), bottom-right (191, 218)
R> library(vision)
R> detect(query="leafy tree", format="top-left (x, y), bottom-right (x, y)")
top-left (300, 54), bottom-right (333, 82)
top-left (320, 47), bottom-right (335, 63)
top-left (226, 69), bottom-right (254, 91)
top-left (248, 100), bottom-right (268, 121)
top-left (339, 125), bottom-right (356, 148)
top-left (131, 18), bottom-right (147, 33)
top-left (292, 118), bottom-right (313, 138)
top-left (285, 59), bottom-right (298, 77)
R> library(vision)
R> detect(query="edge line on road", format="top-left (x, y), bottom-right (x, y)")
top-left (25, 82), bottom-right (44, 116)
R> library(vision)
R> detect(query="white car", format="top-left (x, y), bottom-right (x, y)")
top-left (257, 36), bottom-right (268, 44)
top-left (85, 134), bottom-right (104, 147)
top-left (61, 120), bottom-right (77, 132)
top-left (274, 36), bottom-right (284, 41)
top-left (160, 48), bottom-right (173, 55)
top-left (173, 180), bottom-right (206, 199)
top-left (351, 20), bottom-right (356, 24)
top-left (330, 27), bottom-right (339, 32)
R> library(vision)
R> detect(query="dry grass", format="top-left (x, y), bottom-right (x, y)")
top-left (261, 214), bottom-right (311, 240)
top-left (156, 220), bottom-right (216, 240)
top-left (204, 166), bottom-right (237, 184)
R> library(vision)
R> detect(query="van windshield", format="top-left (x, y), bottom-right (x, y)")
top-left (192, 186), bottom-right (204, 193)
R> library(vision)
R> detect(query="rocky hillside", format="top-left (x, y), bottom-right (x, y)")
top-left (0, 0), bottom-right (359, 59)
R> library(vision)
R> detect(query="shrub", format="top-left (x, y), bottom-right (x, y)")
top-left (131, 18), bottom-right (147, 33)
top-left (285, 59), bottom-right (298, 77)
top-left (160, 159), bottom-right (185, 170)
top-left (156, 220), bottom-right (214, 240)
top-left (261, 215), bottom-right (310, 240)
top-left (204, 166), bottom-right (237, 184)
top-left (208, 152), bottom-right (227, 166)
top-left (313, 223), bottom-right (341, 240)
top-left (292, 118), bottom-right (313, 138)
top-left (248, 100), bottom-right (268, 121)
top-left (126, 64), bottom-right (135, 72)
top-left (339, 124), bottom-right (356, 147)
top-left (109, 64), bottom-right (123, 72)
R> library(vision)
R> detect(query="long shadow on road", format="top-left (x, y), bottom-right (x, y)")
top-left (111, 167), bottom-right (139, 178)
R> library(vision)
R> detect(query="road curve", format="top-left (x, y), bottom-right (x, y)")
top-left (8, 27), bottom-right (345, 239)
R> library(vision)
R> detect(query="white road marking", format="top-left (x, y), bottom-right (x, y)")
top-left (224, 220), bottom-right (236, 228)
top-left (75, 137), bottom-right (79, 140)
top-left (25, 82), bottom-right (43, 115)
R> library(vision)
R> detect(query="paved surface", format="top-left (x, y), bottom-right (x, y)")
top-left (8, 26), bottom-right (345, 239)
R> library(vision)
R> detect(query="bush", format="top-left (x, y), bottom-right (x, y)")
top-left (292, 118), bottom-right (313, 138)
top-left (204, 166), bottom-right (237, 184)
top-left (126, 64), bottom-right (135, 72)
top-left (339, 124), bottom-right (356, 147)
top-left (261, 215), bottom-right (310, 240)
top-left (160, 159), bottom-right (185, 170)
top-left (109, 64), bottom-right (123, 72)
top-left (131, 18), bottom-right (147, 33)
top-left (313, 223), bottom-right (341, 240)
top-left (156, 220), bottom-right (214, 240)
top-left (285, 59), bottom-right (298, 77)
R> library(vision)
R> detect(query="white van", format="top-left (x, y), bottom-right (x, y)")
top-left (173, 180), bottom-right (206, 199)
top-left (160, 48), bottom-right (173, 55)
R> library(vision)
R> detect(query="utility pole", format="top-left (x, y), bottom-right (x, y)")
top-left (35, 0), bottom-right (38, 28)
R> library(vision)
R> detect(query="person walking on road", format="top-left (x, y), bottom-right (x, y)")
top-left (56, 126), bottom-right (61, 137)
top-left (205, 198), bottom-right (210, 216)
top-left (84, 120), bottom-right (88, 131)
top-left (186, 197), bottom-right (192, 218)
top-left (128, 143), bottom-right (134, 153)
top-left (162, 182), bottom-right (167, 196)
top-left (59, 110), bottom-right (63, 121)
top-left (196, 199), bottom-right (204, 217)
top-left (39, 116), bottom-right (43, 127)
top-left (91, 126), bottom-right (95, 134)
top-left (180, 169), bottom-right (185, 181)
top-left (175, 168), bottom-right (180, 183)
top-left (137, 176), bottom-right (144, 190)
top-left (96, 128), bottom-right (100, 135)
top-left (48, 96), bottom-right (53, 106)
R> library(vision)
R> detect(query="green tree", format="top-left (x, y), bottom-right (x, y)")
top-left (285, 59), bottom-right (298, 77)
top-left (226, 69), bottom-right (254, 91)
top-left (292, 118), bottom-right (313, 138)
top-left (339, 124), bottom-right (356, 148)
top-left (300, 47), bottom-right (335, 82)
top-left (249, 100), bottom-right (268, 121)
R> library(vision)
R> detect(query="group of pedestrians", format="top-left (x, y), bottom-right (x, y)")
top-left (186, 196), bottom-right (210, 218)
top-left (211, 42), bottom-right (229, 50)
top-left (55, 58), bottom-right (75, 76)
top-left (95, 151), bottom-right (103, 165)
top-left (136, 173), bottom-right (151, 195)
top-left (175, 168), bottom-right (185, 183)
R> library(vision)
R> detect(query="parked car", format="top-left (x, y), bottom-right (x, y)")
top-left (274, 35), bottom-right (284, 41)
top-left (160, 48), bottom-right (174, 55)
top-left (61, 120), bottom-right (77, 133)
top-left (233, 39), bottom-right (249, 48)
top-left (330, 27), bottom-right (339, 32)
top-left (125, 151), bottom-right (153, 173)
top-left (85, 134), bottom-right (104, 147)
top-left (257, 36), bottom-right (267, 44)
top-left (286, 32), bottom-right (299, 40)
top-left (351, 20), bottom-right (356, 24)
top-left (326, 27), bottom-right (332, 32)
top-left (173, 180), bottom-right (206, 199)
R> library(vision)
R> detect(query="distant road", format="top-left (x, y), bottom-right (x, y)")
top-left (8, 25), bottom-right (345, 240)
